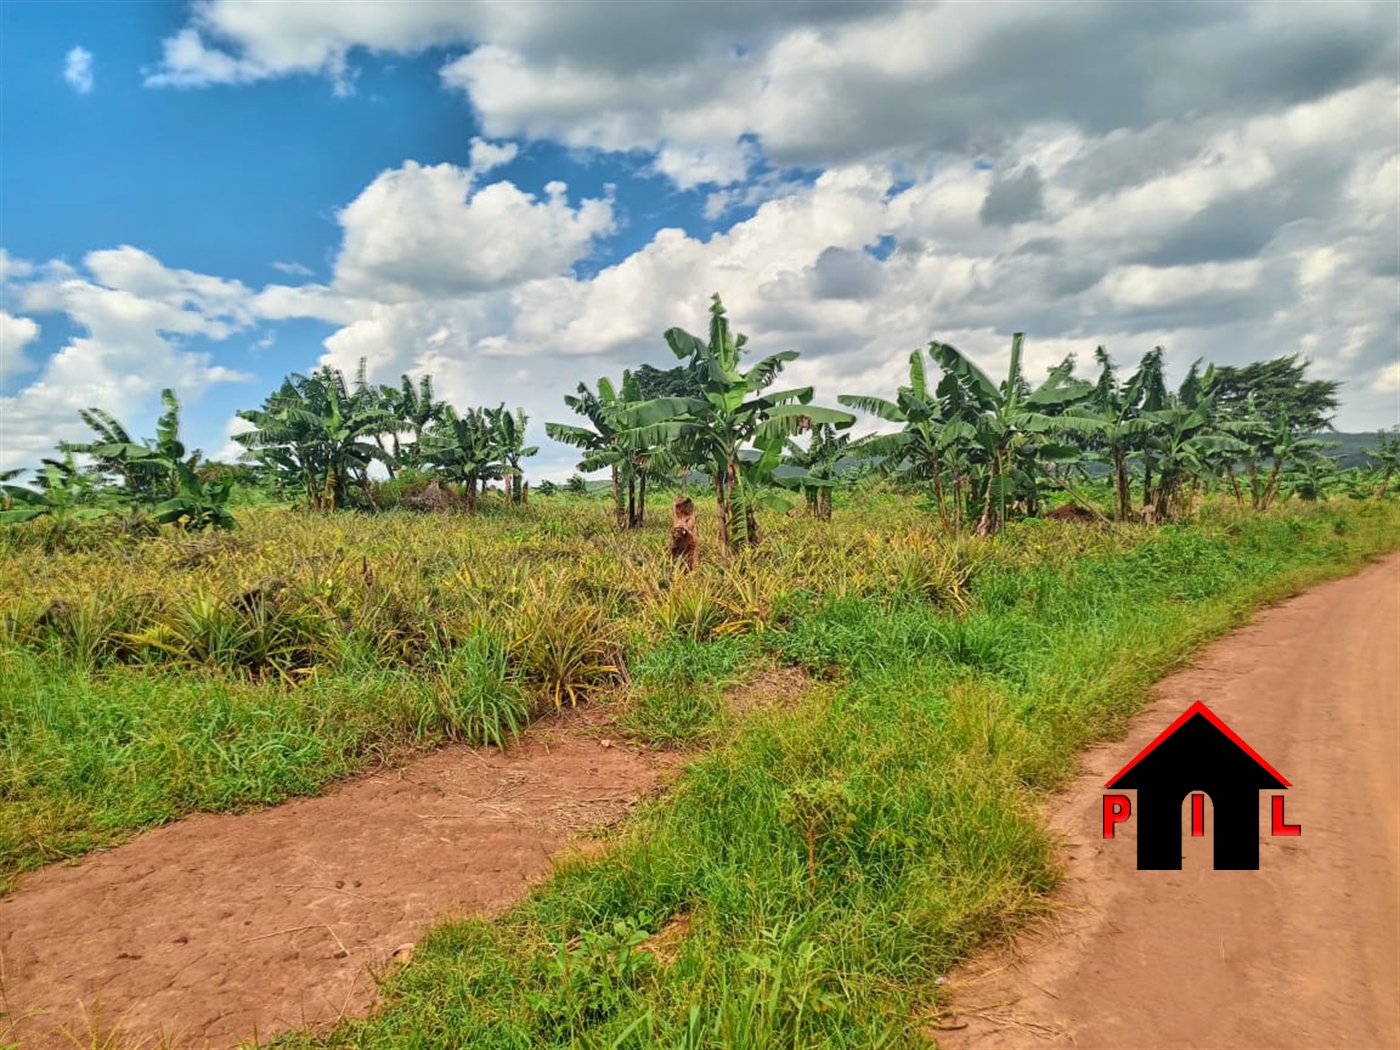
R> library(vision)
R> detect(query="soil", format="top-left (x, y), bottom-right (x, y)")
top-left (0, 707), bottom-right (672, 1050)
top-left (936, 552), bottom-right (1400, 1050)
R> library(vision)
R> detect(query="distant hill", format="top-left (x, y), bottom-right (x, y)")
top-left (1312, 432), bottom-right (1391, 470)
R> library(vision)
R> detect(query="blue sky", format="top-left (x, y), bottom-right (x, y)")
top-left (1, 1), bottom-right (1396, 478)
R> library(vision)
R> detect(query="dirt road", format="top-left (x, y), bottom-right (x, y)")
top-left (0, 709), bottom-right (667, 1050)
top-left (939, 552), bottom-right (1400, 1049)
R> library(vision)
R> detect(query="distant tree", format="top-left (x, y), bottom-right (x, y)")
top-left (380, 372), bottom-right (445, 472)
top-left (1364, 427), bottom-right (1400, 500)
top-left (1206, 355), bottom-right (1340, 433)
top-left (486, 404), bottom-right (538, 503)
top-left (782, 423), bottom-right (852, 521)
top-left (419, 406), bottom-right (503, 514)
top-left (235, 364), bottom-right (396, 510)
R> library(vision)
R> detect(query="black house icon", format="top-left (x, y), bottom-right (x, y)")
top-left (1105, 701), bottom-right (1290, 870)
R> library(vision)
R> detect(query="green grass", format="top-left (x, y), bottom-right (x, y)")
top-left (1, 495), bottom-right (1395, 1048)
top-left (617, 637), bottom-right (756, 747)
top-left (0, 657), bottom-right (513, 892)
top-left (253, 500), bottom-right (1397, 1050)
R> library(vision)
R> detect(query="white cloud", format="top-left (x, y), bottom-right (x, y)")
top-left (147, 2), bottom-right (1398, 188)
top-left (7, 0), bottom-right (1392, 474)
top-left (1373, 361), bottom-right (1400, 394)
top-left (0, 311), bottom-right (40, 383)
top-left (468, 137), bottom-right (518, 177)
top-left (0, 250), bottom-right (34, 285)
top-left (0, 251), bottom-right (253, 471)
top-left (64, 46), bottom-right (94, 94)
top-left (271, 261), bottom-right (314, 277)
top-left (330, 161), bottom-right (615, 301)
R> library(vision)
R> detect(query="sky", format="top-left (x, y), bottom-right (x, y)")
top-left (1, 0), bottom-right (1397, 481)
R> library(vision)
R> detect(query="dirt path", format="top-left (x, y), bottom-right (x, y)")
top-left (939, 552), bottom-right (1400, 1050)
top-left (0, 709), bottom-right (669, 1050)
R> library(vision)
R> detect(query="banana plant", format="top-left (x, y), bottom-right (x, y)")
top-left (1219, 401), bottom-right (1339, 511)
top-left (1084, 347), bottom-right (1179, 521)
top-left (1363, 427), bottom-right (1400, 500)
top-left (547, 376), bottom-right (631, 527)
top-left (620, 295), bottom-right (855, 554)
top-left (486, 404), bottom-right (538, 504)
top-left (61, 389), bottom-right (200, 502)
top-left (235, 364), bottom-right (396, 510)
top-left (780, 423), bottom-right (853, 521)
top-left (0, 454), bottom-right (111, 533)
top-left (378, 371), bottom-right (446, 472)
top-left (839, 347), bottom-right (972, 525)
top-left (420, 406), bottom-right (504, 514)
top-left (925, 334), bottom-right (1100, 535)
top-left (152, 461), bottom-right (237, 530)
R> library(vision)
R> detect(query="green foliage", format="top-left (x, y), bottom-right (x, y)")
top-left (234, 362), bottom-right (401, 510)
top-left (547, 373), bottom-right (676, 529)
top-left (1207, 354), bottom-right (1341, 434)
top-left (428, 629), bottom-right (530, 747)
top-left (420, 405), bottom-right (503, 514)
top-left (619, 294), bottom-right (856, 553)
top-left (529, 914), bottom-right (658, 1038)
top-left (3, 498), bottom-right (1398, 1046)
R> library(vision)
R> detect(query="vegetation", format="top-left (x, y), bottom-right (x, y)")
top-left (1, 294), bottom-right (1397, 1048)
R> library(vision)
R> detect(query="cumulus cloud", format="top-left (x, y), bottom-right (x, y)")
top-left (64, 46), bottom-right (94, 94)
top-left (147, 2), bottom-right (1397, 187)
top-left (0, 250), bottom-right (34, 285)
top-left (9, 0), bottom-right (1392, 473)
top-left (0, 311), bottom-right (40, 383)
top-left (330, 161), bottom-right (615, 301)
top-left (0, 250), bottom-right (253, 471)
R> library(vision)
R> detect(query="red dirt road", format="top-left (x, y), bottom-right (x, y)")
top-left (0, 710), bottom-right (667, 1050)
top-left (939, 552), bottom-right (1400, 1049)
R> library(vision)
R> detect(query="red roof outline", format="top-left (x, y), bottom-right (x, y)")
top-left (1104, 700), bottom-right (1291, 788)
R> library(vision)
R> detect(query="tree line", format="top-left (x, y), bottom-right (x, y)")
top-left (2, 293), bottom-right (1397, 546)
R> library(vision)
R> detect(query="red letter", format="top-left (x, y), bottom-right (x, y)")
top-left (1103, 794), bottom-right (1132, 838)
top-left (1191, 793), bottom-right (1205, 837)
top-left (1271, 795), bottom-right (1301, 836)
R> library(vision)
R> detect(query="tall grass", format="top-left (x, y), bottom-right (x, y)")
top-left (248, 498), bottom-right (1393, 1050)
top-left (1, 495), bottom-right (1395, 1046)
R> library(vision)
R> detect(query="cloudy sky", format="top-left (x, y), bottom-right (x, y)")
top-left (1, 0), bottom-right (1397, 479)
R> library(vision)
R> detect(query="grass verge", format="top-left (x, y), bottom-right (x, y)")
top-left (256, 501), bottom-right (1399, 1049)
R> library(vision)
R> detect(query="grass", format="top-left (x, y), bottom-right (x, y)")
top-left (0, 491), bottom-right (1396, 1048)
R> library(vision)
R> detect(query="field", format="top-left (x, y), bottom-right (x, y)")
top-left (3, 491), bottom-right (1397, 1048)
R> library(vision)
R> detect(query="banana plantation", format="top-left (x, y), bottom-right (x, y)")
top-left (3, 293), bottom-right (1393, 556)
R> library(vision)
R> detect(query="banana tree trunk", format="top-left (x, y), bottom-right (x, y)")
top-left (931, 451), bottom-right (946, 524)
top-left (974, 476), bottom-right (996, 537)
top-left (1114, 450), bottom-right (1132, 522)
top-left (714, 467), bottom-right (730, 559)
top-left (1261, 456), bottom-right (1283, 511)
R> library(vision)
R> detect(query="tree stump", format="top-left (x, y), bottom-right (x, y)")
top-left (668, 495), bottom-right (699, 571)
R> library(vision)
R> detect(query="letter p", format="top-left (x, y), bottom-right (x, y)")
top-left (1103, 794), bottom-right (1132, 838)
